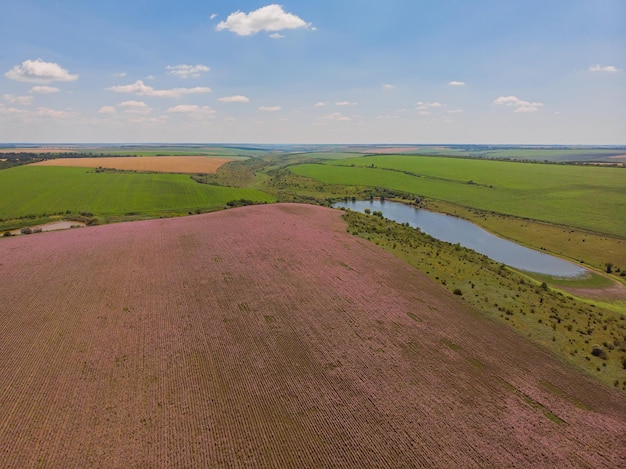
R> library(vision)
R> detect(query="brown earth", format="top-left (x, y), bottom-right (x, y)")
top-left (30, 156), bottom-right (233, 173)
top-left (0, 204), bottom-right (624, 468)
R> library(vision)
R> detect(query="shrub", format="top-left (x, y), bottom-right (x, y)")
top-left (591, 345), bottom-right (607, 359)
top-left (20, 227), bottom-right (32, 235)
top-left (453, 288), bottom-right (463, 296)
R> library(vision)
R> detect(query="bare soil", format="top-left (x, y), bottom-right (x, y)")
top-left (0, 204), bottom-right (623, 468)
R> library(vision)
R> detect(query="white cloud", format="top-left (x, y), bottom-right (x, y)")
top-left (448, 109), bottom-right (464, 114)
top-left (107, 80), bottom-right (211, 98)
top-left (119, 100), bottom-right (151, 114)
top-left (218, 95), bottom-right (250, 103)
top-left (0, 105), bottom-right (26, 115)
top-left (30, 86), bottom-right (60, 94)
top-left (416, 101), bottom-right (443, 111)
top-left (336, 101), bottom-right (357, 106)
top-left (166, 64), bottom-right (210, 78)
top-left (210, 13), bottom-right (218, 20)
top-left (494, 96), bottom-right (543, 113)
top-left (382, 83), bottom-right (396, 90)
top-left (5, 59), bottom-right (78, 83)
top-left (324, 112), bottom-right (351, 122)
top-left (314, 101), bottom-right (328, 107)
top-left (167, 104), bottom-right (216, 115)
top-left (269, 33), bottom-right (285, 39)
top-left (99, 106), bottom-right (116, 114)
top-left (258, 105), bottom-right (281, 112)
top-left (589, 64), bottom-right (619, 73)
top-left (216, 4), bottom-right (313, 36)
top-left (114, 72), bottom-right (127, 78)
top-left (449, 81), bottom-right (465, 86)
top-left (34, 107), bottom-right (72, 118)
top-left (3, 94), bottom-right (34, 105)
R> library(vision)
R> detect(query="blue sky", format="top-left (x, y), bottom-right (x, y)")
top-left (1, 0), bottom-right (624, 144)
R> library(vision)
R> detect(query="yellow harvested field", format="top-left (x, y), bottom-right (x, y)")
top-left (30, 156), bottom-right (234, 173)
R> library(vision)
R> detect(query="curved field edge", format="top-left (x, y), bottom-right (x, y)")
top-left (0, 166), bottom-right (275, 225)
top-left (422, 199), bottom-right (626, 286)
top-left (0, 204), bottom-right (623, 468)
top-left (289, 158), bottom-right (626, 238)
top-left (340, 209), bottom-right (626, 388)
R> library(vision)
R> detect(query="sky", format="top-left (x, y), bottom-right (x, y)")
top-left (1, 0), bottom-right (624, 144)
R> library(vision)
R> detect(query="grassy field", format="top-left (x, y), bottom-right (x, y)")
top-left (0, 166), bottom-right (274, 225)
top-left (399, 146), bottom-right (626, 162)
top-left (424, 199), bottom-right (626, 277)
top-left (341, 210), bottom-right (626, 389)
top-left (291, 156), bottom-right (626, 238)
top-left (31, 156), bottom-right (233, 174)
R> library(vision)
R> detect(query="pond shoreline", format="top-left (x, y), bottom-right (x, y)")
top-left (334, 199), bottom-right (588, 278)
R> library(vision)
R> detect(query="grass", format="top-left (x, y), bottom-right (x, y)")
top-left (424, 199), bottom-right (626, 275)
top-left (401, 147), bottom-right (626, 162)
top-left (0, 166), bottom-right (274, 226)
top-left (340, 209), bottom-right (626, 391)
top-left (291, 156), bottom-right (626, 238)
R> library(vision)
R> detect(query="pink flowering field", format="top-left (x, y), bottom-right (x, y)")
top-left (0, 204), bottom-right (624, 467)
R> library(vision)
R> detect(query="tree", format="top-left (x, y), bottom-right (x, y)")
top-left (605, 262), bottom-right (613, 274)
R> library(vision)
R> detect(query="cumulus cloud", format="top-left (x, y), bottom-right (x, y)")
top-left (3, 94), bottom-right (34, 105)
top-left (166, 64), bottom-right (210, 78)
top-left (258, 105), bottom-right (281, 112)
top-left (167, 104), bottom-right (216, 115)
top-left (324, 112), bottom-right (351, 122)
top-left (416, 101), bottom-right (444, 115)
top-left (218, 95), bottom-right (250, 103)
top-left (416, 101), bottom-right (443, 112)
top-left (382, 83), bottom-right (396, 90)
top-left (99, 106), bottom-right (116, 114)
top-left (34, 107), bottom-right (72, 118)
top-left (589, 64), bottom-right (619, 73)
top-left (5, 59), bottom-right (78, 83)
top-left (269, 33), bottom-right (285, 39)
top-left (314, 101), bottom-right (328, 107)
top-left (449, 81), bottom-right (465, 86)
top-left (30, 86), bottom-right (60, 94)
top-left (216, 4), bottom-right (313, 36)
top-left (107, 80), bottom-right (211, 98)
top-left (494, 95), bottom-right (543, 113)
top-left (0, 105), bottom-right (26, 115)
top-left (335, 101), bottom-right (357, 106)
top-left (119, 100), bottom-right (151, 114)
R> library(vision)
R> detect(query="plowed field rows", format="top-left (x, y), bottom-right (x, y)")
top-left (31, 156), bottom-right (233, 173)
top-left (0, 204), bottom-right (623, 468)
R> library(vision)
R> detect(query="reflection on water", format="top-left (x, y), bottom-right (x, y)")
top-left (333, 200), bottom-right (587, 278)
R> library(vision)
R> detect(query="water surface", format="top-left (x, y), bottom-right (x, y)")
top-left (334, 200), bottom-right (587, 278)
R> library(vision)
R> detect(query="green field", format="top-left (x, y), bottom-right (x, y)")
top-left (400, 146), bottom-right (626, 162)
top-left (291, 156), bottom-right (626, 237)
top-left (0, 166), bottom-right (274, 223)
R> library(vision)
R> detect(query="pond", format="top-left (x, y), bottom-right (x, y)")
top-left (333, 200), bottom-right (587, 278)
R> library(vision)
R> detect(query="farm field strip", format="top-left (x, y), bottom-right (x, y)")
top-left (0, 166), bottom-right (274, 221)
top-left (291, 157), bottom-right (626, 237)
top-left (0, 204), bottom-right (623, 467)
top-left (30, 156), bottom-right (235, 174)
